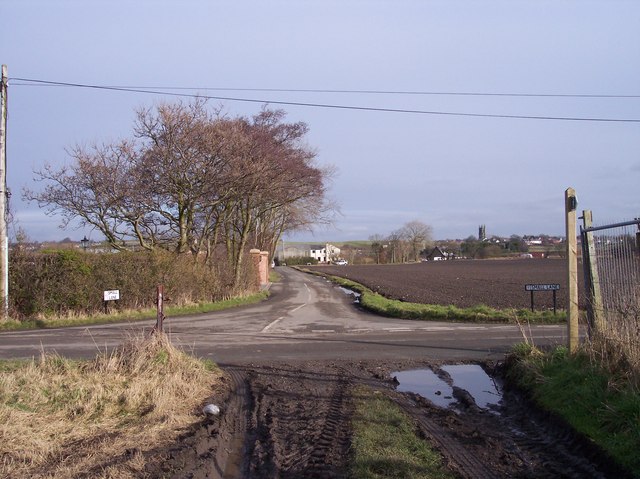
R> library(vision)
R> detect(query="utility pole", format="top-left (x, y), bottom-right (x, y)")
top-left (0, 65), bottom-right (8, 319)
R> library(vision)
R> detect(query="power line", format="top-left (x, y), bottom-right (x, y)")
top-left (9, 77), bottom-right (640, 123)
top-left (11, 79), bottom-right (640, 98)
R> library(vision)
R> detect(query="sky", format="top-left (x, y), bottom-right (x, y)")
top-left (1, 0), bottom-right (639, 244)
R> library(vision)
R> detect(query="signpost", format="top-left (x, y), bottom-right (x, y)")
top-left (103, 289), bottom-right (120, 314)
top-left (155, 285), bottom-right (165, 333)
top-left (525, 284), bottom-right (560, 314)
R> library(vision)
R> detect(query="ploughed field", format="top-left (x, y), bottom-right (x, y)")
top-left (312, 258), bottom-right (585, 310)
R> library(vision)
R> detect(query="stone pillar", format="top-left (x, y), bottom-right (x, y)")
top-left (260, 251), bottom-right (269, 285)
top-left (250, 249), bottom-right (270, 287)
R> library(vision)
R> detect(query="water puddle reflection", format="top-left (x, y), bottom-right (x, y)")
top-left (393, 369), bottom-right (455, 408)
top-left (338, 286), bottom-right (361, 303)
top-left (393, 364), bottom-right (502, 412)
top-left (441, 364), bottom-right (501, 409)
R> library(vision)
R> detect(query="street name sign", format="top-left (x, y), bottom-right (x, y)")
top-left (525, 284), bottom-right (560, 292)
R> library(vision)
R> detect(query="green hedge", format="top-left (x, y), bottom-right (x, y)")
top-left (9, 248), bottom-right (254, 319)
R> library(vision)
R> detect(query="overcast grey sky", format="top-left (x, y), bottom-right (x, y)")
top-left (2, 0), bottom-right (639, 243)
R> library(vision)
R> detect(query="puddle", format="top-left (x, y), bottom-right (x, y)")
top-left (441, 364), bottom-right (502, 409)
top-left (393, 369), bottom-right (455, 408)
top-left (393, 364), bottom-right (502, 411)
top-left (338, 286), bottom-right (361, 303)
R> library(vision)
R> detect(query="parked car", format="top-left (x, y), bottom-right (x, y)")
top-left (335, 259), bottom-right (348, 265)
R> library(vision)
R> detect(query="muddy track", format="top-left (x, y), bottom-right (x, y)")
top-left (242, 364), bottom-right (353, 478)
top-left (140, 367), bottom-right (245, 479)
top-left (155, 359), bottom-right (629, 478)
top-left (385, 362), bottom-right (630, 479)
top-left (392, 391), bottom-right (502, 479)
top-left (495, 386), bottom-right (629, 478)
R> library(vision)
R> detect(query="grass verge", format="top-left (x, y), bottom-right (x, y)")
top-left (0, 332), bottom-right (223, 478)
top-left (350, 385), bottom-right (456, 479)
top-left (505, 344), bottom-right (640, 476)
top-left (301, 268), bottom-right (563, 324)
top-left (0, 291), bottom-right (269, 331)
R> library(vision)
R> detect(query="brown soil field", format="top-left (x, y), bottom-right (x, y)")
top-left (312, 258), bottom-right (586, 310)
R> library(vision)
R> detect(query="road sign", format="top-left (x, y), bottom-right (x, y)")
top-left (524, 284), bottom-right (560, 314)
top-left (525, 284), bottom-right (560, 292)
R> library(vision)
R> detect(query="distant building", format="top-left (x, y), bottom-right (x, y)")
top-left (479, 225), bottom-right (486, 241)
top-left (278, 244), bottom-right (309, 261)
top-left (525, 237), bottom-right (543, 246)
top-left (426, 246), bottom-right (455, 261)
top-left (310, 243), bottom-right (341, 263)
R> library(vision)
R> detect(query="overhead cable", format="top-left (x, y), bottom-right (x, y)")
top-left (9, 77), bottom-right (640, 123)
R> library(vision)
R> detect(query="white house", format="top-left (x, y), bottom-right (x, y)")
top-left (310, 243), bottom-right (341, 263)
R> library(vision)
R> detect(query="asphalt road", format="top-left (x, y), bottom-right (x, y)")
top-left (0, 267), bottom-right (568, 364)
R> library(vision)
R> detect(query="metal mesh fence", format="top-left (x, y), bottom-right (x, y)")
top-left (582, 218), bottom-right (640, 353)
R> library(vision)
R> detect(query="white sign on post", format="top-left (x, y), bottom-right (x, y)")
top-left (103, 290), bottom-right (120, 301)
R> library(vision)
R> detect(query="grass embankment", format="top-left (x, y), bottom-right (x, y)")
top-left (303, 269), bottom-right (563, 324)
top-left (0, 333), bottom-right (223, 478)
top-left (350, 385), bottom-right (456, 479)
top-left (506, 344), bottom-right (640, 476)
top-left (0, 291), bottom-right (269, 331)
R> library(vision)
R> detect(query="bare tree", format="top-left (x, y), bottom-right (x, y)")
top-left (400, 220), bottom-right (433, 262)
top-left (25, 100), bottom-right (336, 290)
top-left (132, 99), bottom-right (231, 254)
top-left (25, 140), bottom-right (140, 250)
top-left (219, 109), bottom-right (332, 288)
top-left (387, 229), bottom-right (408, 263)
top-left (369, 234), bottom-right (386, 264)
top-left (26, 100), bottom-right (233, 254)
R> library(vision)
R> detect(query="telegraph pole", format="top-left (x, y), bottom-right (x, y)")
top-left (0, 65), bottom-right (8, 318)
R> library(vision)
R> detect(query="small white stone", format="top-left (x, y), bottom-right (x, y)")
top-left (203, 404), bottom-right (221, 416)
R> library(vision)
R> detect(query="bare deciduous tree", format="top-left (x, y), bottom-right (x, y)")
top-left (25, 140), bottom-right (139, 250)
top-left (369, 234), bottom-right (386, 264)
top-left (400, 220), bottom-right (433, 262)
top-left (25, 100), bottom-right (335, 291)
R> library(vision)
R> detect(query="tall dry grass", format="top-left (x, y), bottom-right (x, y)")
top-left (0, 333), bottom-right (223, 478)
top-left (586, 293), bottom-right (640, 389)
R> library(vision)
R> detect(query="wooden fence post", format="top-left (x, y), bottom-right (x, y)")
top-left (155, 284), bottom-right (164, 333)
top-left (565, 188), bottom-right (579, 352)
top-left (581, 210), bottom-right (604, 336)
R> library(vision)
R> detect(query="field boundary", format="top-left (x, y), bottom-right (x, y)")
top-left (297, 266), bottom-right (565, 324)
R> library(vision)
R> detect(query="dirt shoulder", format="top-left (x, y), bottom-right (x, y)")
top-left (155, 359), bottom-right (626, 479)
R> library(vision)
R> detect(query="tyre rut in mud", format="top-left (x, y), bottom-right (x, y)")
top-left (143, 367), bottom-right (248, 479)
top-left (153, 360), bottom-right (629, 478)
top-left (241, 364), bottom-right (353, 478)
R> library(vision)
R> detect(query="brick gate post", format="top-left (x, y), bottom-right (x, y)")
top-left (250, 249), bottom-right (270, 287)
